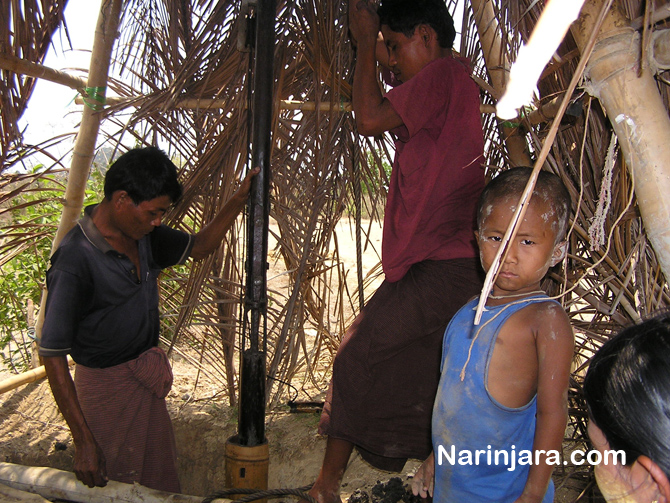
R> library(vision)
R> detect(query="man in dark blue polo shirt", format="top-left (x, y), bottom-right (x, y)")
top-left (39, 147), bottom-right (258, 492)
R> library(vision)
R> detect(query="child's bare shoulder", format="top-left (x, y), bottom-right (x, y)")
top-left (510, 300), bottom-right (573, 340)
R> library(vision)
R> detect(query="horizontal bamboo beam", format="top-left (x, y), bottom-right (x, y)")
top-left (0, 54), bottom-right (87, 91)
top-left (0, 52), bottom-right (516, 121)
top-left (0, 462), bottom-right (230, 503)
top-left (1, 53), bottom-right (498, 115)
top-left (74, 95), bottom-right (355, 111)
top-left (73, 95), bottom-right (498, 115)
top-left (0, 356), bottom-right (74, 395)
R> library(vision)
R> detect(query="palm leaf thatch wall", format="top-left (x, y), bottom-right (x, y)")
top-left (2, 0), bottom-right (670, 492)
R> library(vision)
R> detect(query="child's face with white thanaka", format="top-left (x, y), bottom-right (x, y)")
top-left (476, 194), bottom-right (566, 299)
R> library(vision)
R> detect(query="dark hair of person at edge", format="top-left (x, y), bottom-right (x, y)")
top-left (584, 311), bottom-right (670, 500)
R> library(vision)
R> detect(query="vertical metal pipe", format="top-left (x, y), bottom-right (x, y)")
top-left (239, 0), bottom-right (275, 447)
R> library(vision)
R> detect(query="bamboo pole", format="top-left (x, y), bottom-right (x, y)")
top-left (51, 0), bottom-right (123, 246)
top-left (34, 0), bottom-right (123, 344)
top-left (571, 0), bottom-right (670, 283)
top-left (525, 94), bottom-right (564, 125)
top-left (0, 462), bottom-right (230, 503)
top-left (1, 54), bottom-right (500, 115)
top-left (75, 96), bottom-right (498, 115)
top-left (0, 357), bottom-right (74, 395)
top-left (0, 54), bottom-right (87, 91)
top-left (470, 0), bottom-right (532, 166)
top-left (73, 95), bottom-right (355, 112)
top-left (0, 482), bottom-right (51, 503)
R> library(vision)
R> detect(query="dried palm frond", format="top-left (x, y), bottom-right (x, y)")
top-left (0, 0), bottom-right (69, 167)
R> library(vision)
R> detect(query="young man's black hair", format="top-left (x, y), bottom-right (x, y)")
top-left (103, 146), bottom-right (183, 204)
top-left (377, 0), bottom-right (456, 49)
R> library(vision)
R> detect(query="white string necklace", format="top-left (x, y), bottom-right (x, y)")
top-left (460, 292), bottom-right (549, 381)
top-left (488, 290), bottom-right (545, 300)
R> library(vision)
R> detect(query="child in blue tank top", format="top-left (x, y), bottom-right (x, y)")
top-left (411, 167), bottom-right (575, 502)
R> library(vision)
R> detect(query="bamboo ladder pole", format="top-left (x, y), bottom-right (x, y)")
top-left (33, 0), bottom-right (124, 347)
top-left (571, 0), bottom-right (670, 283)
top-left (469, 0), bottom-right (532, 167)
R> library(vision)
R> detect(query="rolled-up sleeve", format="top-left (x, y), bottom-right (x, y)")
top-left (39, 261), bottom-right (86, 358)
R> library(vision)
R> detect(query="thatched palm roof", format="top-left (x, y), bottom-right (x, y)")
top-left (2, 0), bottom-right (670, 495)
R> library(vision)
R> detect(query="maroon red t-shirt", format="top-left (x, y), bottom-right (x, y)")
top-left (382, 56), bottom-right (485, 282)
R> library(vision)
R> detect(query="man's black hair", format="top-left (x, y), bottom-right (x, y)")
top-left (377, 0), bottom-right (456, 49)
top-left (476, 167), bottom-right (572, 243)
top-left (103, 146), bottom-right (183, 204)
top-left (584, 312), bottom-right (670, 477)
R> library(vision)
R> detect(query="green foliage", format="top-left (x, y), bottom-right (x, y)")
top-left (0, 168), bottom-right (103, 372)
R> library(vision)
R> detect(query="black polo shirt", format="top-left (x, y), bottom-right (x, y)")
top-left (39, 205), bottom-right (193, 368)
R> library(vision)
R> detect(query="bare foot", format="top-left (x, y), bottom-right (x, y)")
top-left (300, 480), bottom-right (343, 503)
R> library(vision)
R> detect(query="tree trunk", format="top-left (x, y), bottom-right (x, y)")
top-left (571, 0), bottom-right (670, 283)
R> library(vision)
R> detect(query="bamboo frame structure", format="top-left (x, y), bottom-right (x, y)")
top-left (572, 0), bottom-right (670, 283)
top-left (2, 1), bottom-right (670, 497)
top-left (470, 0), bottom-right (532, 166)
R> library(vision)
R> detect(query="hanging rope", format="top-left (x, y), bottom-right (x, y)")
top-left (588, 132), bottom-right (617, 250)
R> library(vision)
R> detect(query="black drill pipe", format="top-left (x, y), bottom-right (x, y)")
top-left (239, 0), bottom-right (275, 447)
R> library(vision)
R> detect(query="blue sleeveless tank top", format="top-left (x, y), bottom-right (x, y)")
top-left (432, 295), bottom-right (557, 502)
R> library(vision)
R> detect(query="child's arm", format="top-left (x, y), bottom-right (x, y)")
top-left (515, 304), bottom-right (574, 503)
top-left (410, 451), bottom-right (435, 498)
